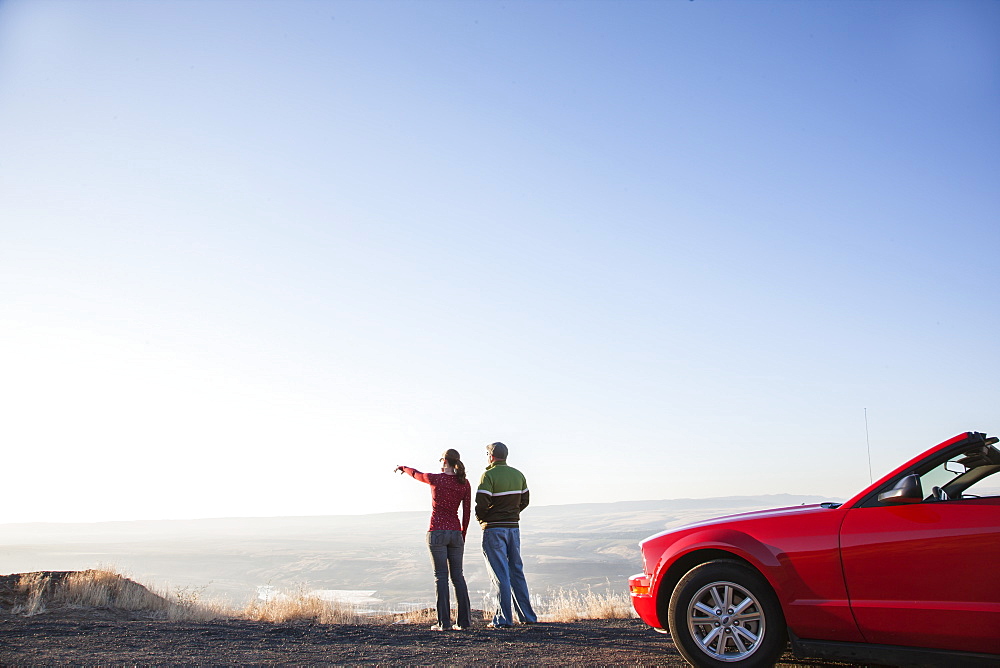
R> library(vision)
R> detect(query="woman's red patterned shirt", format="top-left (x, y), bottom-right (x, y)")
top-left (401, 468), bottom-right (471, 534)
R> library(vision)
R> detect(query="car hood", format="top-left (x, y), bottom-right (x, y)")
top-left (641, 503), bottom-right (833, 544)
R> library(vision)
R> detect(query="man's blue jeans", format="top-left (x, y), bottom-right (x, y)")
top-left (482, 527), bottom-right (537, 626)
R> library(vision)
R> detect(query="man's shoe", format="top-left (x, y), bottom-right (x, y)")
top-left (429, 623), bottom-right (452, 631)
top-left (486, 623), bottom-right (513, 629)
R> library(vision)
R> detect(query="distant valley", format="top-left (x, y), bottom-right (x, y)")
top-left (0, 494), bottom-right (832, 609)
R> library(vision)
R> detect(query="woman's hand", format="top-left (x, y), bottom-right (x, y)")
top-left (394, 465), bottom-right (405, 474)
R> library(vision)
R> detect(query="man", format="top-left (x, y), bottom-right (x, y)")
top-left (475, 441), bottom-right (538, 628)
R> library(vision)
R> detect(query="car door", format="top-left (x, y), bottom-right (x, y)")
top-left (839, 468), bottom-right (1000, 654)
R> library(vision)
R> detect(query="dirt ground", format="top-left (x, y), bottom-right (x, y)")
top-left (0, 616), bottom-right (871, 667)
top-left (0, 573), bottom-right (866, 666)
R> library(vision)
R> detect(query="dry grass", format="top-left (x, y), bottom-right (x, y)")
top-left (535, 586), bottom-right (635, 622)
top-left (11, 570), bottom-right (224, 621)
top-left (242, 586), bottom-right (368, 625)
top-left (392, 605), bottom-right (438, 625)
top-left (8, 570), bottom-right (635, 625)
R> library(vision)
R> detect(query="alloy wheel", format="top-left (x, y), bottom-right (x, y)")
top-left (686, 579), bottom-right (765, 662)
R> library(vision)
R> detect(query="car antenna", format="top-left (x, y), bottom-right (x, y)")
top-left (864, 408), bottom-right (873, 484)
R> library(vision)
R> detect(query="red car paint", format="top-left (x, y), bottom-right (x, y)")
top-left (629, 431), bottom-right (1000, 663)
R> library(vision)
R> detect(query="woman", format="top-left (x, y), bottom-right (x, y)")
top-left (395, 449), bottom-right (472, 631)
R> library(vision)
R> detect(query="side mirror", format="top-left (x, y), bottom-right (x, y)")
top-left (878, 473), bottom-right (923, 505)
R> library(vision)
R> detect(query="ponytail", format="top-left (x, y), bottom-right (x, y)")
top-left (442, 448), bottom-right (466, 485)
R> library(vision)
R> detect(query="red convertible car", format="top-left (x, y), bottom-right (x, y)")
top-left (629, 431), bottom-right (1000, 667)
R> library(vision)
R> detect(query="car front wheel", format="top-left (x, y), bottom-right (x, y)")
top-left (667, 560), bottom-right (786, 667)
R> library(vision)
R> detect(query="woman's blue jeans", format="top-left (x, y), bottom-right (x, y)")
top-left (427, 530), bottom-right (471, 628)
top-left (482, 527), bottom-right (538, 626)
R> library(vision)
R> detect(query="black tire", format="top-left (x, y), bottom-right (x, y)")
top-left (667, 560), bottom-right (787, 668)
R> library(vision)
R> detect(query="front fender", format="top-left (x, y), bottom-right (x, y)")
top-left (637, 528), bottom-right (779, 629)
top-left (653, 527), bottom-right (782, 592)
top-left (648, 520), bottom-right (862, 643)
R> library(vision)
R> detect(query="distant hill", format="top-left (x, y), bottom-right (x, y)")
top-left (0, 494), bottom-right (832, 608)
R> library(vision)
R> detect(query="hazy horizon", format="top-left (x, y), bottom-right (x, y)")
top-left (0, 492), bottom-right (836, 528)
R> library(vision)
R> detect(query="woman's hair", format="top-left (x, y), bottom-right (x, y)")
top-left (442, 448), bottom-right (466, 485)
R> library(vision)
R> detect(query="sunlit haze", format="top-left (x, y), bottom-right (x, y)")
top-left (1, 0), bottom-right (997, 523)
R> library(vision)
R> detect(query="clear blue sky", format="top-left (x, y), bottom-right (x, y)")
top-left (1, 0), bottom-right (997, 523)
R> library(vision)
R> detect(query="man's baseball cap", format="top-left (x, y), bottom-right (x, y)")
top-left (487, 442), bottom-right (508, 459)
